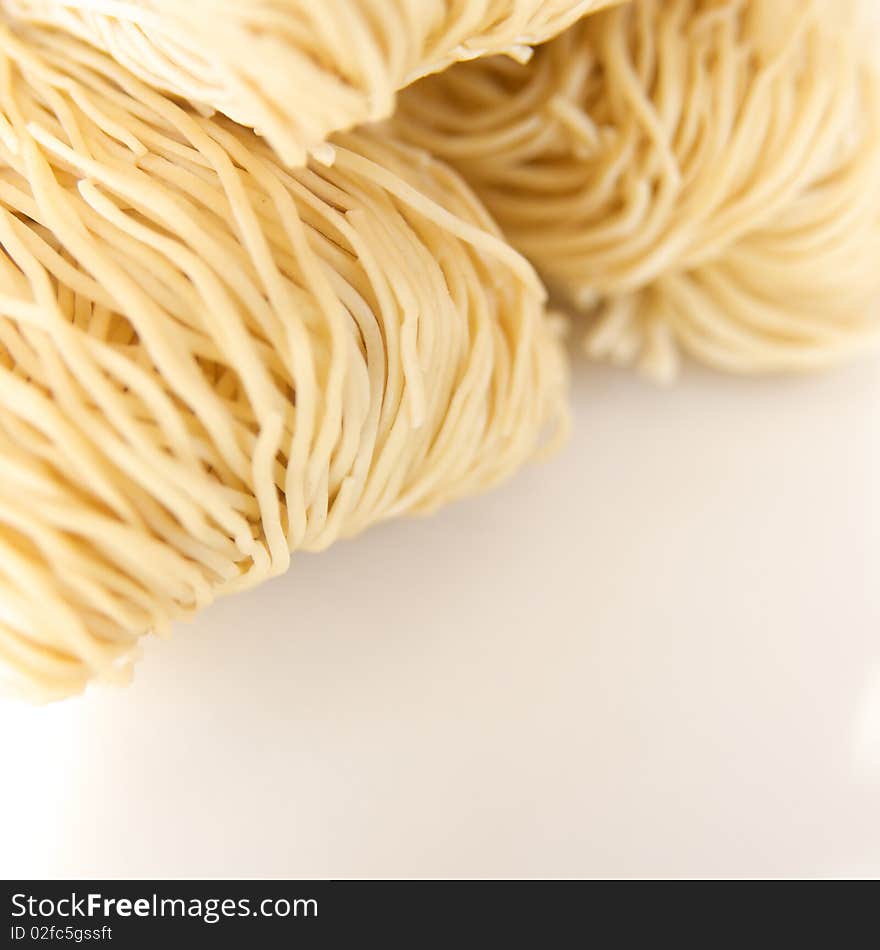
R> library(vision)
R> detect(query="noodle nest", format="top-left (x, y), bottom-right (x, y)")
top-left (2, 0), bottom-right (619, 166)
top-left (0, 23), bottom-right (567, 699)
top-left (393, 0), bottom-right (880, 379)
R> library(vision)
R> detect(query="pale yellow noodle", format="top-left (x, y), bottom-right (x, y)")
top-left (393, 0), bottom-right (880, 380)
top-left (1, 0), bottom-right (621, 165)
top-left (0, 22), bottom-right (568, 700)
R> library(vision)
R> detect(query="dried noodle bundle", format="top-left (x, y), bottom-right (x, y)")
top-left (1, 0), bottom-right (620, 166)
top-left (0, 23), bottom-right (567, 699)
top-left (393, 0), bottom-right (880, 379)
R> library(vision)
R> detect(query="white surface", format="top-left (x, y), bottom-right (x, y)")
top-left (2, 359), bottom-right (880, 880)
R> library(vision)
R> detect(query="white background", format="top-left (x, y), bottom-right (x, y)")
top-left (2, 358), bottom-right (880, 879)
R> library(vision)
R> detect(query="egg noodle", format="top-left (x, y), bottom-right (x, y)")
top-left (393, 0), bottom-right (880, 379)
top-left (0, 22), bottom-right (567, 699)
top-left (1, 0), bottom-right (620, 165)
